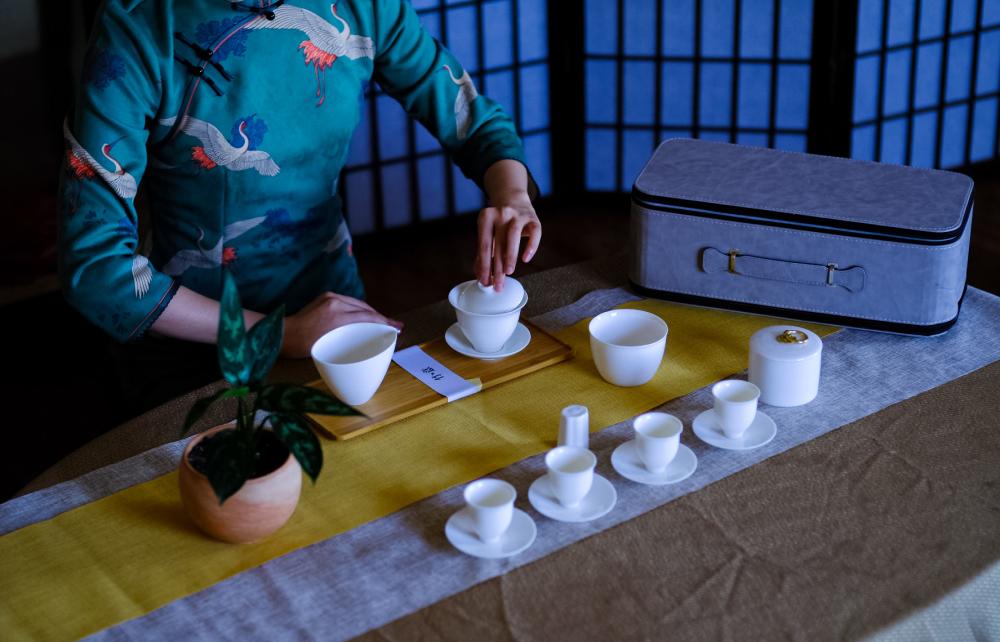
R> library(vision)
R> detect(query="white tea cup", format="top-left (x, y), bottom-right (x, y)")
top-left (712, 380), bottom-right (761, 439)
top-left (463, 479), bottom-right (516, 544)
top-left (545, 446), bottom-right (596, 508)
top-left (589, 309), bottom-right (668, 386)
top-left (633, 412), bottom-right (682, 474)
top-left (311, 322), bottom-right (398, 406)
top-left (448, 281), bottom-right (528, 354)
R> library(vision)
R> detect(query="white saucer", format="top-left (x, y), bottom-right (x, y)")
top-left (445, 507), bottom-right (537, 559)
top-left (528, 473), bottom-right (617, 522)
top-left (445, 322), bottom-right (531, 360)
top-left (611, 441), bottom-right (698, 485)
top-left (692, 409), bottom-right (777, 450)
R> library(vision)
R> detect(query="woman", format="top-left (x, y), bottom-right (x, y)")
top-left (60, 0), bottom-right (540, 407)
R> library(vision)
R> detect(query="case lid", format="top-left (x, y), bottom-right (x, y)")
top-left (750, 325), bottom-right (823, 362)
top-left (633, 139), bottom-right (974, 241)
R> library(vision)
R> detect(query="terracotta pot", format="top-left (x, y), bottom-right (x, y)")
top-left (178, 426), bottom-right (302, 544)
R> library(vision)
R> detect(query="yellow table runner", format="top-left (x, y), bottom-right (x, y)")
top-left (0, 300), bottom-right (835, 640)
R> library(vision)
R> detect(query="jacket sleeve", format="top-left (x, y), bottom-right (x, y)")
top-left (371, 0), bottom-right (536, 196)
top-left (58, 1), bottom-right (178, 342)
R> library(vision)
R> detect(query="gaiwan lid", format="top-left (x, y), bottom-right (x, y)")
top-left (457, 278), bottom-right (525, 314)
top-left (750, 325), bottom-right (823, 361)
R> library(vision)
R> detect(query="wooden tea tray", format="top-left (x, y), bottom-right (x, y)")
top-left (307, 320), bottom-right (574, 440)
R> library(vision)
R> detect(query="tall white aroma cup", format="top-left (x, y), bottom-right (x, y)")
top-left (711, 380), bottom-right (761, 439)
top-left (545, 446), bottom-right (596, 508)
top-left (463, 479), bottom-right (516, 543)
top-left (558, 405), bottom-right (590, 448)
top-left (633, 412), bottom-right (682, 473)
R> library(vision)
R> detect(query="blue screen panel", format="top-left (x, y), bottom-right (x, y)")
top-left (779, 0), bottom-right (813, 59)
top-left (586, 60), bottom-right (617, 124)
top-left (419, 12), bottom-right (440, 39)
top-left (451, 166), bottom-right (484, 213)
top-left (914, 42), bottom-right (943, 110)
top-left (346, 102), bottom-right (371, 165)
top-left (624, 61), bottom-right (656, 125)
top-left (702, 0), bottom-right (735, 57)
top-left (774, 133), bottom-right (806, 151)
top-left (663, 0), bottom-right (695, 56)
top-left (699, 62), bottom-right (732, 127)
top-left (376, 94), bottom-right (409, 161)
top-left (737, 131), bottom-right (769, 147)
top-left (882, 49), bottom-right (912, 117)
top-left (887, 0), bottom-right (916, 48)
top-left (624, 0), bottom-right (658, 56)
top-left (857, 0), bottom-right (884, 54)
top-left (880, 117), bottom-right (908, 163)
top-left (417, 155), bottom-right (448, 221)
top-left (661, 62), bottom-right (694, 125)
top-left (854, 55), bottom-right (880, 122)
top-left (910, 111), bottom-right (938, 167)
top-left (945, 35), bottom-right (974, 102)
top-left (950, 0), bottom-right (977, 32)
top-left (586, 128), bottom-right (617, 190)
top-left (519, 0), bottom-right (548, 62)
top-left (776, 64), bottom-right (809, 128)
top-left (852, 124), bottom-right (877, 160)
top-left (700, 130), bottom-right (731, 141)
top-left (520, 64), bottom-right (550, 131)
top-left (985, 0), bottom-right (1000, 26)
top-left (483, 1), bottom-right (513, 69)
top-left (381, 163), bottom-right (412, 228)
top-left (622, 129), bottom-right (655, 188)
top-left (740, 0), bottom-right (773, 58)
top-left (586, 0), bottom-right (618, 54)
top-left (919, 0), bottom-right (947, 39)
top-left (345, 169), bottom-right (375, 235)
top-left (970, 98), bottom-right (999, 162)
top-left (446, 6), bottom-right (479, 73)
top-left (738, 63), bottom-right (771, 128)
top-left (940, 104), bottom-right (968, 166)
top-left (977, 30), bottom-right (1000, 94)
top-left (485, 70), bottom-right (517, 127)
top-left (524, 132), bottom-right (553, 195)
top-left (411, 0), bottom-right (437, 9)
top-left (660, 128), bottom-right (692, 143)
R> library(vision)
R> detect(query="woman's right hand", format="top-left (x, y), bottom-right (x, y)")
top-left (281, 292), bottom-right (403, 358)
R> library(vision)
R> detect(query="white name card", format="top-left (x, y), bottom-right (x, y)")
top-left (392, 346), bottom-right (482, 402)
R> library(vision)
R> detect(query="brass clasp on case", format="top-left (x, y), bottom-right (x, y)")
top-left (826, 263), bottom-right (837, 286)
top-left (728, 249), bottom-right (740, 274)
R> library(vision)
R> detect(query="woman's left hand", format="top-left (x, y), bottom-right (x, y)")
top-left (475, 194), bottom-right (541, 291)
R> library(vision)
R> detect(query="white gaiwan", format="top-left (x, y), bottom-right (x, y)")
top-left (448, 278), bottom-right (528, 354)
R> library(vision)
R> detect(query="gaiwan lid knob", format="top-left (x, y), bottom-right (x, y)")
top-left (457, 278), bottom-right (525, 314)
top-left (750, 325), bottom-right (822, 361)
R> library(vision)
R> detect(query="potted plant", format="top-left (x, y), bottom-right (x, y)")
top-left (178, 270), bottom-right (359, 543)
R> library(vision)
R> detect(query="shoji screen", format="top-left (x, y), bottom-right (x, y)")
top-left (340, 0), bottom-right (552, 234)
top-left (851, 0), bottom-right (1000, 167)
top-left (583, 0), bottom-right (814, 192)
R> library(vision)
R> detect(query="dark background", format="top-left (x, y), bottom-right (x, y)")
top-left (0, 0), bottom-right (997, 499)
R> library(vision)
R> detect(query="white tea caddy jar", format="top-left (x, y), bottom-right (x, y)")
top-left (748, 325), bottom-right (822, 407)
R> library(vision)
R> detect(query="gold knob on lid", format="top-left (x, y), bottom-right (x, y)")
top-left (776, 329), bottom-right (808, 344)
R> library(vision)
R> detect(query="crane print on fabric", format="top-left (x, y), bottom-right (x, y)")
top-left (243, 3), bottom-right (375, 106)
top-left (441, 65), bottom-right (478, 140)
top-left (63, 120), bottom-right (138, 199)
top-left (162, 216), bottom-right (268, 276)
top-left (160, 115), bottom-right (280, 176)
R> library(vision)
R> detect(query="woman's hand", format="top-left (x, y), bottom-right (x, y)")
top-left (477, 160), bottom-right (542, 291)
top-left (281, 292), bottom-right (403, 358)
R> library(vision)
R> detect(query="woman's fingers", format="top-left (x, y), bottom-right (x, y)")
top-left (340, 309), bottom-right (402, 329)
top-left (476, 209), bottom-right (496, 285)
top-left (522, 219), bottom-right (541, 262)
top-left (503, 214), bottom-right (527, 274)
top-left (330, 293), bottom-right (376, 313)
top-left (491, 242), bottom-right (505, 291)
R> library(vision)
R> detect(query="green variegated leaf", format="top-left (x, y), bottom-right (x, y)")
top-left (181, 388), bottom-right (228, 436)
top-left (201, 429), bottom-right (256, 504)
top-left (218, 270), bottom-right (250, 386)
top-left (246, 304), bottom-right (285, 386)
top-left (256, 384), bottom-right (362, 416)
top-left (269, 413), bottom-right (323, 482)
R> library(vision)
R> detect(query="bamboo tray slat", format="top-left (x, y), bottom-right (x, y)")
top-left (307, 320), bottom-right (574, 440)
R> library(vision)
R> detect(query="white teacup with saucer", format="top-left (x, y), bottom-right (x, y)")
top-left (445, 479), bottom-right (536, 559)
top-left (528, 447), bottom-right (617, 522)
top-left (692, 408), bottom-right (777, 450)
top-left (611, 412), bottom-right (698, 485)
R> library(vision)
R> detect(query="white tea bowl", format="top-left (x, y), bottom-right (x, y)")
top-left (588, 309), bottom-right (668, 386)
top-left (463, 478), bottom-right (516, 543)
top-left (311, 322), bottom-right (398, 406)
top-left (448, 279), bottom-right (528, 354)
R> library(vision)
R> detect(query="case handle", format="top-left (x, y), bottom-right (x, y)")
top-left (701, 247), bottom-right (867, 293)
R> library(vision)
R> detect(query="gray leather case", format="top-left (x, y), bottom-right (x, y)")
top-left (629, 139), bottom-right (975, 335)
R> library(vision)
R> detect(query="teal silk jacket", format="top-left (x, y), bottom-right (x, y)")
top-left (59, 0), bottom-right (528, 342)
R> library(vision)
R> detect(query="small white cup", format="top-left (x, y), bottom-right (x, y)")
top-left (633, 412), bottom-right (682, 474)
top-left (463, 479), bottom-right (516, 543)
top-left (545, 446), bottom-right (596, 508)
top-left (448, 281), bottom-right (528, 354)
top-left (558, 404), bottom-right (590, 448)
top-left (712, 380), bottom-right (761, 439)
top-left (311, 322), bottom-right (398, 406)
top-left (589, 309), bottom-right (668, 386)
